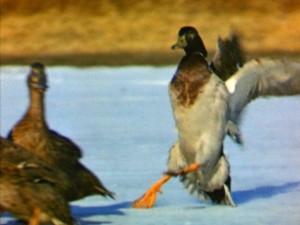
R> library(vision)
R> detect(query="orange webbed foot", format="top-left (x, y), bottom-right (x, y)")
top-left (132, 175), bottom-right (171, 209)
top-left (132, 164), bottom-right (199, 209)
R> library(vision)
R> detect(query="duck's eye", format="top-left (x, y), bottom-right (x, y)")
top-left (180, 38), bottom-right (185, 44)
top-left (187, 31), bottom-right (195, 39)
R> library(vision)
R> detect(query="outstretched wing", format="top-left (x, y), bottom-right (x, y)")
top-left (227, 58), bottom-right (300, 125)
top-left (210, 33), bottom-right (245, 81)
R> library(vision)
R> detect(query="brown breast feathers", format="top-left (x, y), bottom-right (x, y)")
top-left (170, 55), bottom-right (212, 107)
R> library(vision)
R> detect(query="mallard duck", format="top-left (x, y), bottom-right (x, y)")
top-left (8, 63), bottom-right (114, 201)
top-left (133, 26), bottom-right (234, 208)
top-left (0, 137), bottom-right (73, 225)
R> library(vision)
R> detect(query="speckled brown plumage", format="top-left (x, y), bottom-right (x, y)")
top-left (0, 137), bottom-right (73, 225)
top-left (8, 63), bottom-right (114, 201)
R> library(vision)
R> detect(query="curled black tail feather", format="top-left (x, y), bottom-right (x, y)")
top-left (179, 174), bottom-right (234, 205)
top-left (204, 176), bottom-right (231, 204)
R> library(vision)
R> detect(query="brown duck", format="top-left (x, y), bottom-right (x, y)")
top-left (8, 63), bottom-right (114, 201)
top-left (0, 137), bottom-right (73, 225)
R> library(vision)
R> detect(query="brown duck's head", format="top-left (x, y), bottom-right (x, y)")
top-left (171, 26), bottom-right (207, 57)
top-left (27, 62), bottom-right (48, 92)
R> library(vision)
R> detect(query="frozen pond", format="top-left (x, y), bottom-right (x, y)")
top-left (1, 66), bottom-right (300, 225)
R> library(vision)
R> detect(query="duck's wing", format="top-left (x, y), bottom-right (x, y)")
top-left (227, 58), bottom-right (300, 125)
top-left (48, 130), bottom-right (83, 160)
top-left (210, 33), bottom-right (245, 81)
top-left (208, 34), bottom-right (246, 144)
top-left (0, 137), bottom-right (63, 185)
top-left (75, 162), bottom-right (115, 199)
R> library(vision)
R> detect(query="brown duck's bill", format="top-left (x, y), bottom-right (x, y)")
top-left (171, 43), bottom-right (179, 50)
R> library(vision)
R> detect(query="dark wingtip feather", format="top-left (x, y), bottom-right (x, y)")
top-left (94, 186), bottom-right (116, 199)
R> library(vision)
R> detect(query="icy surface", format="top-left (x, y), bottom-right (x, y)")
top-left (0, 66), bottom-right (300, 225)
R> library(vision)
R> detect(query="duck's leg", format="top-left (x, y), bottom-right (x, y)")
top-left (166, 163), bottom-right (200, 176)
top-left (29, 208), bottom-right (40, 225)
top-left (132, 163), bottom-right (200, 209)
